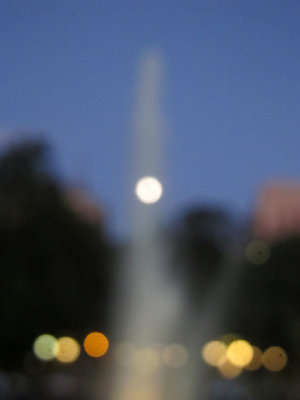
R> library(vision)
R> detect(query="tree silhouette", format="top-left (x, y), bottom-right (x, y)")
top-left (0, 141), bottom-right (112, 370)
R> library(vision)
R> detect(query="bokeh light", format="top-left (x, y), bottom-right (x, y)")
top-left (262, 346), bottom-right (287, 372)
top-left (113, 342), bottom-right (138, 367)
top-left (226, 340), bottom-right (253, 367)
top-left (245, 240), bottom-right (270, 265)
top-left (135, 176), bottom-right (163, 204)
top-left (218, 360), bottom-right (243, 379)
top-left (244, 346), bottom-right (262, 371)
top-left (162, 343), bottom-right (188, 368)
top-left (201, 341), bottom-right (227, 367)
top-left (56, 337), bottom-right (81, 363)
top-left (33, 334), bottom-right (58, 361)
top-left (83, 332), bottom-right (109, 358)
top-left (134, 347), bottom-right (160, 374)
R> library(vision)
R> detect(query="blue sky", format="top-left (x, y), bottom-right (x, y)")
top-left (1, 0), bottom-right (300, 237)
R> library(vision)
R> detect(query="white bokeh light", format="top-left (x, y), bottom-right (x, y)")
top-left (135, 176), bottom-right (163, 204)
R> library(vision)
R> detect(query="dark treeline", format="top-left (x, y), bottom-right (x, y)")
top-left (0, 141), bottom-right (112, 371)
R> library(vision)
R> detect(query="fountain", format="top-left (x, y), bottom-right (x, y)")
top-left (106, 51), bottom-right (184, 400)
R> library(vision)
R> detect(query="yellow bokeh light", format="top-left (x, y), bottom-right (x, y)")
top-left (262, 346), bottom-right (287, 372)
top-left (226, 340), bottom-right (253, 367)
top-left (135, 176), bottom-right (163, 204)
top-left (162, 343), bottom-right (188, 368)
top-left (245, 240), bottom-right (270, 265)
top-left (84, 332), bottom-right (109, 358)
top-left (56, 337), bottom-right (81, 363)
top-left (113, 342), bottom-right (138, 367)
top-left (33, 334), bottom-right (58, 361)
top-left (218, 360), bottom-right (243, 379)
top-left (134, 347), bottom-right (160, 374)
top-left (244, 346), bottom-right (262, 371)
top-left (201, 341), bottom-right (227, 367)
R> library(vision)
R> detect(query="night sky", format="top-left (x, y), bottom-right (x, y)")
top-left (1, 0), bottom-right (300, 237)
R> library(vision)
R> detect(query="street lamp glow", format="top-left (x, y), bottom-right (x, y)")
top-left (135, 176), bottom-right (163, 204)
top-left (33, 334), bottom-right (58, 361)
top-left (56, 337), bottom-right (81, 363)
top-left (226, 340), bottom-right (253, 367)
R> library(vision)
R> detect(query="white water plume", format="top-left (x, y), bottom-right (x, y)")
top-left (107, 51), bottom-right (184, 400)
top-left (101, 52), bottom-right (242, 400)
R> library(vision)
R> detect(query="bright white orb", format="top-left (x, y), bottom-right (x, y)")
top-left (135, 176), bottom-right (163, 204)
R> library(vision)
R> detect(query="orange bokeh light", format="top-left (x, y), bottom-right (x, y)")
top-left (83, 332), bottom-right (109, 358)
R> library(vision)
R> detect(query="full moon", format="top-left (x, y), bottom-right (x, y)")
top-left (135, 176), bottom-right (163, 204)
